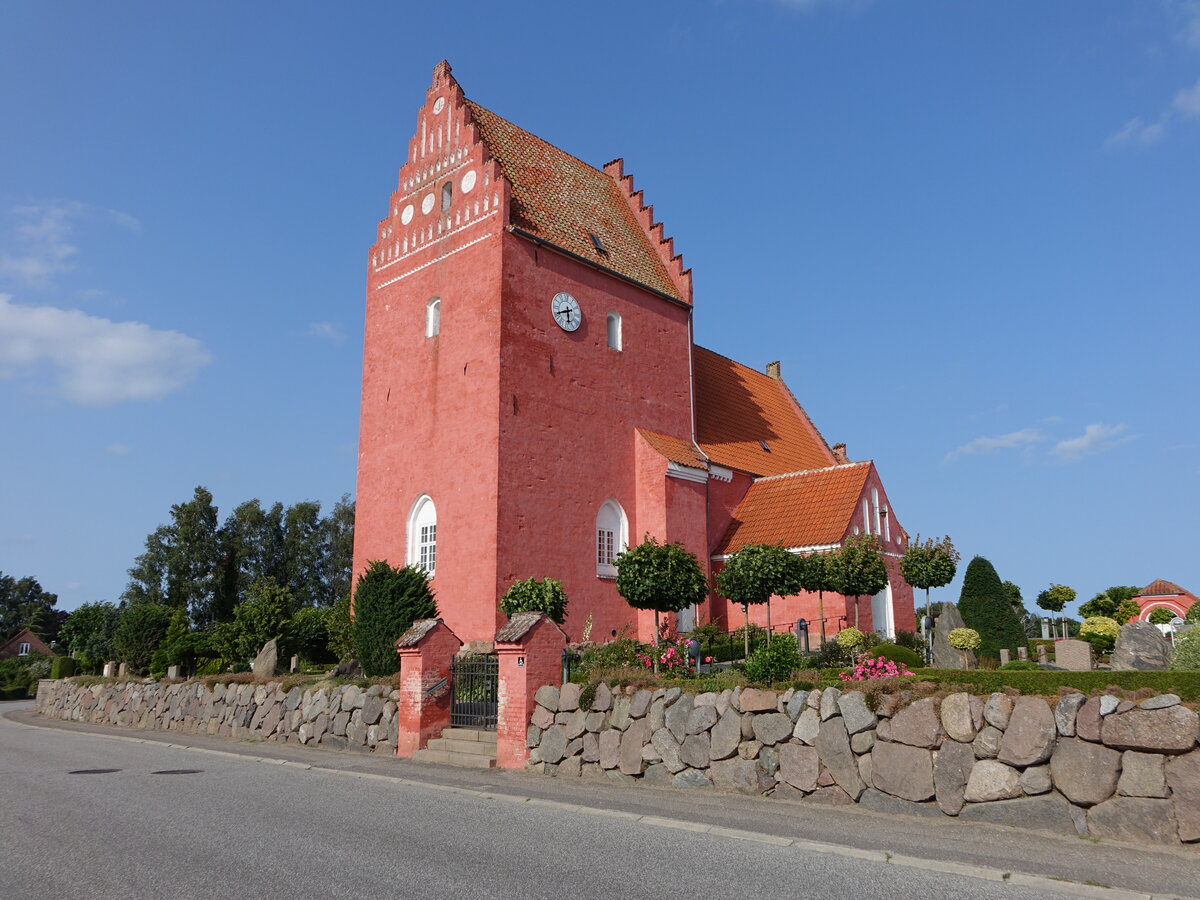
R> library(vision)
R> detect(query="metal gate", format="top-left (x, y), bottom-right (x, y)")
top-left (450, 654), bottom-right (498, 730)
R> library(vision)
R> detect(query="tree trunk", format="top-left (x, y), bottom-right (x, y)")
top-left (653, 610), bottom-right (660, 675)
top-left (853, 595), bottom-right (860, 630)
top-left (743, 604), bottom-right (750, 659)
top-left (766, 600), bottom-right (772, 645)
top-left (818, 591), bottom-right (826, 647)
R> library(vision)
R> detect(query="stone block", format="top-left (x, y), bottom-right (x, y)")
top-left (619, 719), bottom-right (648, 775)
top-left (687, 704), bottom-right (719, 735)
top-left (888, 698), bottom-right (942, 748)
top-left (940, 693), bottom-right (977, 743)
top-left (1020, 765), bottom-right (1052, 795)
top-left (738, 740), bottom-right (763, 760)
top-left (1087, 797), bottom-right (1179, 845)
top-left (778, 742), bottom-right (819, 792)
top-left (1054, 693), bottom-right (1085, 737)
top-left (1054, 640), bottom-right (1092, 671)
top-left (964, 759), bottom-right (1022, 802)
top-left (710, 706), bottom-right (741, 761)
top-left (591, 682), bottom-right (612, 712)
top-left (672, 768), bottom-right (714, 790)
top-left (999, 649), bottom-right (1010, 666)
top-left (785, 691), bottom-right (808, 722)
top-left (934, 739), bottom-right (975, 815)
top-left (837, 691), bottom-right (876, 736)
top-left (1049, 739), bottom-right (1121, 806)
top-left (610, 696), bottom-right (631, 732)
top-left (859, 788), bottom-right (942, 818)
top-left (664, 692), bottom-right (694, 742)
top-left (1165, 750), bottom-right (1200, 842)
top-left (530, 705), bottom-right (555, 730)
top-left (850, 729), bottom-right (875, 755)
top-left (598, 729), bottom-right (620, 769)
top-left (792, 707), bottom-right (820, 745)
top-left (1075, 697), bottom-right (1102, 742)
top-left (534, 684), bottom-right (560, 712)
top-left (872, 741), bottom-right (934, 802)
top-left (628, 689), bottom-right (651, 719)
top-left (998, 697), bottom-right (1056, 766)
top-left (1101, 705), bottom-right (1199, 753)
top-left (958, 794), bottom-right (1076, 836)
top-left (540, 726), bottom-right (569, 765)
top-left (581, 732), bottom-right (599, 763)
top-left (983, 693), bottom-right (1013, 730)
top-left (739, 688), bottom-right (778, 713)
top-left (709, 757), bottom-right (759, 795)
top-left (643, 764), bottom-right (670, 785)
top-left (1111, 622), bottom-right (1172, 671)
top-left (752, 712), bottom-right (793, 746)
top-left (819, 688), bottom-right (842, 721)
top-left (651, 727), bottom-right (684, 773)
top-left (558, 682), bottom-right (582, 712)
top-left (815, 715), bottom-right (864, 799)
top-left (1118, 751), bottom-right (1168, 799)
top-left (679, 732), bottom-right (711, 770)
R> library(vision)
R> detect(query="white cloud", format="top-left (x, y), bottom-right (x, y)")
top-left (0, 202), bottom-right (141, 288)
top-left (306, 321), bottom-right (345, 344)
top-left (1172, 78), bottom-right (1200, 117)
top-left (0, 294), bottom-right (211, 405)
top-left (1172, 0), bottom-right (1200, 48)
top-left (1105, 115), bottom-right (1168, 148)
top-left (1051, 423), bottom-right (1133, 461)
top-left (943, 428), bottom-right (1044, 463)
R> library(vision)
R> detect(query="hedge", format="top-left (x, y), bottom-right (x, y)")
top-left (858, 668), bottom-right (1200, 701)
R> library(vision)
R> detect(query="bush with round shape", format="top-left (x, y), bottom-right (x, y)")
top-left (836, 627), bottom-right (866, 649)
top-left (499, 577), bottom-right (568, 624)
top-left (1080, 616), bottom-right (1120, 654)
top-left (1171, 630), bottom-right (1200, 671)
top-left (948, 627), bottom-right (981, 651)
top-left (743, 633), bottom-right (802, 684)
top-left (867, 642), bottom-right (923, 670)
top-left (999, 659), bottom-right (1041, 671)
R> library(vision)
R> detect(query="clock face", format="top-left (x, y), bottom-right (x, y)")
top-left (551, 292), bottom-right (581, 332)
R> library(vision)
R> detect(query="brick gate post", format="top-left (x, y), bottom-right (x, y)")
top-left (494, 612), bottom-right (568, 769)
top-left (394, 619), bottom-right (462, 757)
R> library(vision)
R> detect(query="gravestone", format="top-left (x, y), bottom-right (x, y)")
top-left (1111, 622), bottom-right (1172, 671)
top-left (1055, 640), bottom-right (1092, 671)
top-left (931, 603), bottom-right (977, 669)
top-left (117, 663), bottom-right (128, 678)
top-left (252, 639), bottom-right (279, 678)
top-left (103, 662), bottom-right (116, 678)
top-left (1041, 620), bottom-right (1051, 640)
top-left (999, 649), bottom-right (1011, 666)
top-left (1017, 647), bottom-right (1028, 661)
top-left (166, 665), bottom-right (179, 680)
top-left (290, 655), bottom-right (299, 673)
top-left (1036, 645), bottom-right (1048, 665)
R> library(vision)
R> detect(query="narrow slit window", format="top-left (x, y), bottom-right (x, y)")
top-left (606, 311), bottom-right (622, 351)
top-left (426, 297), bottom-right (441, 337)
top-left (441, 182), bottom-right (452, 212)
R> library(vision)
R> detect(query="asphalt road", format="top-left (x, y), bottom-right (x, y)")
top-left (3, 701), bottom-right (1197, 900)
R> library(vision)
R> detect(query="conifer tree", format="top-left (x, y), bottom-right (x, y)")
top-left (957, 556), bottom-right (1026, 660)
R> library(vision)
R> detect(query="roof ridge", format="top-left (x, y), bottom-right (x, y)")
top-left (755, 461), bottom-right (871, 483)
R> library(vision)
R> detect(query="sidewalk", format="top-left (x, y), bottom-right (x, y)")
top-left (7, 701), bottom-right (1199, 899)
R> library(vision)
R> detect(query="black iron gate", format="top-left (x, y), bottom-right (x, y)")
top-left (450, 654), bottom-right (498, 730)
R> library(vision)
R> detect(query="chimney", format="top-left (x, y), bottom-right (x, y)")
top-left (832, 443), bottom-right (849, 464)
top-left (765, 361), bottom-right (781, 379)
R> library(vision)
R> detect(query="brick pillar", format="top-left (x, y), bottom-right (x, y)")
top-left (394, 619), bottom-right (462, 757)
top-left (494, 612), bottom-right (567, 770)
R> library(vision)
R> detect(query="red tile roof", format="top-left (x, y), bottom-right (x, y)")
top-left (714, 463), bottom-right (872, 555)
top-left (464, 100), bottom-right (684, 302)
top-left (636, 429), bottom-right (709, 470)
top-left (693, 346), bottom-right (835, 477)
top-left (1137, 579), bottom-right (1197, 600)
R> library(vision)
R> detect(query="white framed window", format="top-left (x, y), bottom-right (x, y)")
top-left (426, 297), bottom-right (441, 338)
top-left (596, 499), bottom-right (628, 577)
top-left (407, 494), bottom-right (437, 575)
top-left (18, 642), bottom-right (30, 657)
top-left (871, 487), bottom-right (881, 535)
top-left (606, 311), bottom-right (622, 351)
top-left (441, 181), bottom-right (452, 212)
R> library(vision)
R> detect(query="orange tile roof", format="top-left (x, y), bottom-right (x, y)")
top-left (1138, 579), bottom-right (1197, 600)
top-left (693, 346), bottom-right (835, 477)
top-left (714, 463), bottom-right (872, 555)
top-left (465, 100), bottom-right (682, 301)
top-left (636, 429), bottom-right (709, 470)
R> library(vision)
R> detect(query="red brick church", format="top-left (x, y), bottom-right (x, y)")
top-left (352, 62), bottom-right (916, 645)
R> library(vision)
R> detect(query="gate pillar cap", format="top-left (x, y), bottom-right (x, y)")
top-left (396, 618), bottom-right (462, 650)
top-left (495, 611), bottom-right (568, 646)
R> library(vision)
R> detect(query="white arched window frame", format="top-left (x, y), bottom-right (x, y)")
top-left (407, 494), bottom-right (437, 575)
top-left (595, 499), bottom-right (628, 577)
top-left (871, 487), bottom-right (881, 535)
top-left (606, 311), bottom-right (622, 351)
top-left (425, 297), bottom-right (441, 338)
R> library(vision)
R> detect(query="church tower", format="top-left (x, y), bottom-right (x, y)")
top-left (353, 62), bottom-right (706, 643)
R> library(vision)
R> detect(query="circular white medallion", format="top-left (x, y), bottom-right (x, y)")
top-left (433, 97), bottom-right (445, 114)
top-left (461, 170), bottom-right (477, 193)
top-left (421, 193), bottom-right (436, 215)
top-left (400, 204), bottom-right (414, 225)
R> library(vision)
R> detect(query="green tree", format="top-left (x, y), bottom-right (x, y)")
top-left (0, 572), bottom-right (59, 643)
top-left (795, 552), bottom-right (835, 646)
top-left (323, 494), bottom-right (356, 606)
top-left (112, 603), bottom-right (172, 676)
top-left (1079, 587), bottom-right (1141, 624)
top-left (283, 500), bottom-right (326, 608)
top-left (1186, 603), bottom-right (1200, 625)
top-left (327, 595), bottom-right (355, 662)
top-left (499, 577), bottom-right (568, 624)
top-left (614, 536), bottom-right (708, 665)
top-left (290, 605), bottom-right (335, 663)
top-left (1036, 584), bottom-right (1076, 639)
top-left (58, 602), bottom-right (115, 657)
top-left (716, 544), bottom-right (802, 655)
top-left (1148, 607), bottom-right (1176, 626)
top-left (150, 607), bottom-right (192, 677)
top-left (352, 561), bottom-right (437, 677)
top-left (899, 534), bottom-right (960, 629)
top-left (230, 578), bottom-right (295, 660)
top-left (1002, 581), bottom-right (1040, 638)
top-left (827, 533), bottom-right (888, 631)
top-left (958, 556), bottom-right (1026, 660)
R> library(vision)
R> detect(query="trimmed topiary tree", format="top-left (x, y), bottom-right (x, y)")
top-left (615, 536), bottom-right (708, 665)
top-left (352, 561), bottom-right (438, 677)
top-left (1080, 616), bottom-right (1120, 653)
top-left (957, 556), bottom-right (1026, 661)
top-left (827, 533), bottom-right (888, 630)
top-left (795, 551), bottom-right (835, 646)
top-left (499, 577), bottom-right (568, 624)
top-left (716, 544), bottom-right (803, 654)
top-left (867, 642), bottom-right (923, 670)
top-left (1036, 583), bottom-right (1076, 639)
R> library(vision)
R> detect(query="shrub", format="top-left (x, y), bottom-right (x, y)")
top-left (948, 628), bottom-right (981, 651)
top-left (1171, 631), bottom-right (1200, 671)
top-left (867, 643), bottom-right (923, 670)
top-left (1080, 616), bottom-right (1120, 654)
top-left (352, 561), bottom-right (438, 677)
top-left (112, 603), bottom-right (172, 676)
top-left (744, 633), bottom-right (802, 684)
top-left (327, 596), bottom-right (354, 662)
top-left (999, 660), bottom-right (1041, 671)
top-left (290, 606), bottom-right (335, 664)
top-left (50, 656), bottom-right (77, 679)
top-left (579, 637), bottom-right (641, 676)
top-left (958, 556), bottom-right (1026, 659)
top-left (1187, 604), bottom-right (1200, 625)
top-left (499, 577), bottom-right (568, 624)
top-left (836, 627), bottom-right (866, 649)
top-left (892, 630), bottom-right (924, 653)
top-left (839, 652), bottom-right (915, 682)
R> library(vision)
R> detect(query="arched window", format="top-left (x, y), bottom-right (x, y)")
top-left (606, 311), bottom-right (622, 351)
top-left (407, 495), bottom-right (437, 575)
top-left (871, 487), bottom-right (881, 535)
top-left (595, 499), bottom-right (628, 577)
top-left (441, 181), bottom-right (452, 212)
top-left (425, 297), bottom-right (440, 338)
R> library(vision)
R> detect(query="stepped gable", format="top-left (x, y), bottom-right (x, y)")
top-left (693, 346), bottom-right (835, 477)
top-left (603, 158), bottom-right (692, 304)
top-left (1138, 578), bottom-right (1196, 600)
top-left (462, 100), bottom-right (685, 302)
top-left (714, 462), bottom-right (873, 555)
top-left (636, 428), bottom-right (709, 470)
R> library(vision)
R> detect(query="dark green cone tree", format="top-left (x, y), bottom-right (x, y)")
top-left (351, 561), bottom-right (437, 677)
top-left (957, 556), bottom-right (1026, 660)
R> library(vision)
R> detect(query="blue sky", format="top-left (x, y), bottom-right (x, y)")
top-left (2, 0), bottom-right (1197, 619)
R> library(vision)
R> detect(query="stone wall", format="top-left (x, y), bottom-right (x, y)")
top-left (525, 683), bottom-right (1200, 847)
top-left (35, 679), bottom-right (399, 754)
